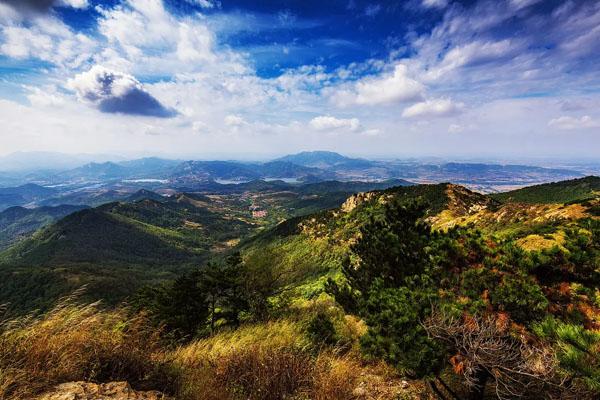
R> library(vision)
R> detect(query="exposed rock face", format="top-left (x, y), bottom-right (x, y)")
top-left (341, 191), bottom-right (379, 213)
top-left (35, 382), bottom-right (169, 400)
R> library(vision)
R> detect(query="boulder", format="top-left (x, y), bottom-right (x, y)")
top-left (35, 381), bottom-right (169, 400)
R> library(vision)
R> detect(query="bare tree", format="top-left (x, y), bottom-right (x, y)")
top-left (423, 310), bottom-right (591, 400)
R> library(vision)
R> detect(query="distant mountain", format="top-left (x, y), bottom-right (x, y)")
top-left (0, 204), bottom-right (88, 250)
top-left (170, 159), bottom-right (327, 185)
top-left (0, 184), bottom-right (57, 211)
top-left (257, 161), bottom-right (325, 178)
top-left (0, 152), bottom-right (123, 172)
top-left (118, 157), bottom-right (181, 177)
top-left (55, 162), bottom-right (130, 182)
top-left (38, 189), bottom-right (131, 208)
top-left (492, 176), bottom-right (600, 204)
top-left (171, 161), bottom-right (260, 183)
top-left (275, 151), bottom-right (369, 168)
top-left (297, 178), bottom-right (413, 194)
top-left (126, 189), bottom-right (166, 203)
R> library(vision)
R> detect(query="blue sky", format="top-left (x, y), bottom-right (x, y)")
top-left (0, 0), bottom-right (599, 159)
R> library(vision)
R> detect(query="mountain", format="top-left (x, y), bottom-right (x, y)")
top-left (0, 184), bottom-right (58, 211)
top-left (256, 161), bottom-right (325, 178)
top-left (492, 176), bottom-right (600, 204)
top-left (0, 204), bottom-right (88, 250)
top-left (55, 162), bottom-right (130, 182)
top-left (126, 189), bottom-right (166, 203)
top-left (38, 188), bottom-right (132, 208)
top-left (118, 157), bottom-right (181, 177)
top-left (171, 161), bottom-right (260, 184)
top-left (275, 151), bottom-right (369, 168)
top-left (0, 152), bottom-right (123, 172)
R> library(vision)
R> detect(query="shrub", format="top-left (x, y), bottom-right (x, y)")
top-left (490, 274), bottom-right (548, 324)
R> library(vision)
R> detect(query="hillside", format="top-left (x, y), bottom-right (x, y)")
top-left (0, 204), bottom-right (88, 250)
top-left (0, 180), bottom-right (404, 311)
top-left (492, 176), bottom-right (600, 204)
top-left (242, 180), bottom-right (599, 296)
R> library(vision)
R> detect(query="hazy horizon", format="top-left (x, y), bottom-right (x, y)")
top-left (1, 150), bottom-right (600, 175)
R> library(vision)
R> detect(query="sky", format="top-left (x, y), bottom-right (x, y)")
top-left (0, 0), bottom-right (599, 160)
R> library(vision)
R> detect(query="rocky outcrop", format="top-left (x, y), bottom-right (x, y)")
top-left (341, 191), bottom-right (379, 213)
top-left (35, 382), bottom-right (169, 400)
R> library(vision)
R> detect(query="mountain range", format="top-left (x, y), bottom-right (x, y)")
top-left (0, 151), bottom-right (592, 213)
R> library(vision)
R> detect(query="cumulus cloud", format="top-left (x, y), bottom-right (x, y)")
top-left (333, 64), bottom-right (424, 106)
top-left (401, 98), bottom-right (464, 118)
top-left (0, 7), bottom-right (96, 68)
top-left (548, 115), bottom-right (600, 130)
top-left (67, 66), bottom-right (176, 118)
top-left (309, 115), bottom-right (361, 132)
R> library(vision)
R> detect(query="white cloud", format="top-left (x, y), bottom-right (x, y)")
top-left (402, 98), bottom-right (465, 118)
top-left (0, 14), bottom-right (95, 68)
top-left (309, 115), bottom-right (361, 132)
top-left (548, 115), bottom-right (600, 130)
top-left (224, 114), bottom-right (247, 127)
top-left (57, 0), bottom-right (89, 9)
top-left (424, 39), bottom-right (518, 81)
top-left (448, 124), bottom-right (463, 133)
top-left (333, 64), bottom-right (424, 106)
top-left (25, 85), bottom-right (66, 108)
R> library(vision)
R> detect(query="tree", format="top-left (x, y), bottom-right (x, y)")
top-left (533, 317), bottom-right (600, 395)
top-left (328, 200), bottom-right (448, 379)
top-left (199, 253), bottom-right (248, 333)
top-left (133, 270), bottom-right (209, 340)
top-left (133, 253), bottom-right (250, 339)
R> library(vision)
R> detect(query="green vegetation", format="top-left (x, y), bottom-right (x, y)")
top-left (1, 178), bottom-right (599, 399)
top-left (493, 176), bottom-right (600, 204)
top-left (0, 204), bottom-right (87, 250)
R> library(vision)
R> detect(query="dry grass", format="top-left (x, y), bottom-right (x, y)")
top-left (0, 296), bottom-right (164, 399)
top-left (0, 295), bottom-right (415, 400)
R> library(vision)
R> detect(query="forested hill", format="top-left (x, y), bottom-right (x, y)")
top-left (492, 175), bottom-right (600, 204)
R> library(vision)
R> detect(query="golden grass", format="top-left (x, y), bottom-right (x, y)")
top-left (0, 296), bottom-right (164, 399)
top-left (0, 295), bottom-right (413, 400)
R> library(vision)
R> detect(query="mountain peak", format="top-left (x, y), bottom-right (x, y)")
top-left (274, 151), bottom-right (356, 168)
